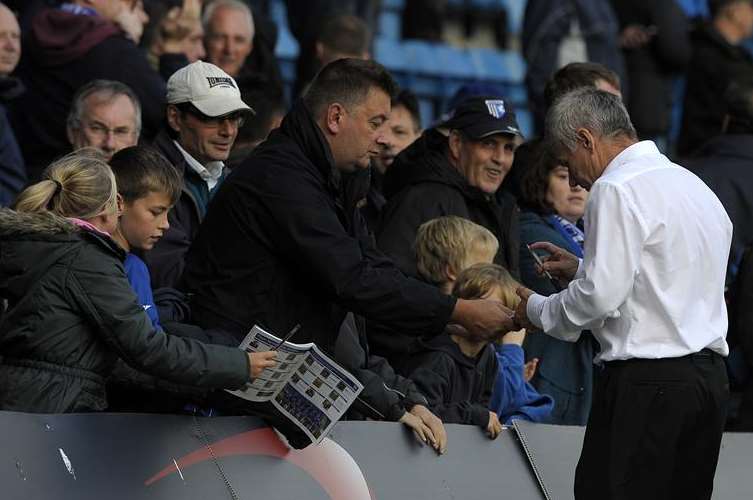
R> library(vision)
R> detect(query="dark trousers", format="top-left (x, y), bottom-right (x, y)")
top-left (574, 350), bottom-right (729, 500)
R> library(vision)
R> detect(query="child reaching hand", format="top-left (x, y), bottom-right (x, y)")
top-left (452, 264), bottom-right (554, 425)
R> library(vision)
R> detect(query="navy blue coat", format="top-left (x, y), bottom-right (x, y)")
top-left (519, 210), bottom-right (596, 425)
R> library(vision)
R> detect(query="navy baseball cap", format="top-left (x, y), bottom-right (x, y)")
top-left (440, 95), bottom-right (523, 139)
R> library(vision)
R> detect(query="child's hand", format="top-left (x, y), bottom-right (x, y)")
top-left (247, 351), bottom-right (277, 379)
top-left (486, 411), bottom-right (503, 439)
top-left (501, 328), bottom-right (527, 346)
top-left (410, 404), bottom-right (447, 454)
top-left (400, 409), bottom-right (444, 453)
top-left (524, 358), bottom-right (539, 382)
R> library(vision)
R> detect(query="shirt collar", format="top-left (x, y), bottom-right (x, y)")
top-left (173, 140), bottom-right (224, 183)
top-left (601, 140), bottom-right (659, 178)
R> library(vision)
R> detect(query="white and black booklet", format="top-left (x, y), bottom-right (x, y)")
top-left (226, 325), bottom-right (364, 444)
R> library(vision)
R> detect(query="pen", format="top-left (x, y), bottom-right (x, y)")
top-left (271, 324), bottom-right (301, 351)
top-left (527, 244), bottom-right (562, 291)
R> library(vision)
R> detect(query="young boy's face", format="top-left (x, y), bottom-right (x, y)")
top-left (119, 191), bottom-right (172, 251)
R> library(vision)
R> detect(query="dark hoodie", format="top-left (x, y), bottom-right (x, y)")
top-left (678, 22), bottom-right (753, 157)
top-left (376, 128), bottom-right (520, 279)
top-left (406, 333), bottom-right (498, 428)
top-left (181, 100), bottom-right (455, 351)
top-left (11, 8), bottom-right (166, 181)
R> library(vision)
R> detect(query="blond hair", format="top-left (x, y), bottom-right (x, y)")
top-left (415, 216), bottom-right (499, 285)
top-left (13, 149), bottom-right (118, 220)
top-left (452, 263), bottom-right (521, 309)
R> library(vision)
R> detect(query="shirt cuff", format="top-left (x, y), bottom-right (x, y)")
top-left (526, 293), bottom-right (546, 330)
top-left (575, 258), bottom-right (585, 279)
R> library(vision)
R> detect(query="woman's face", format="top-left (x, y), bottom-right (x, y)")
top-left (545, 165), bottom-right (588, 223)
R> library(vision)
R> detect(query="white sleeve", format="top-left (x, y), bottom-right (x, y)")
top-left (529, 182), bottom-right (648, 340)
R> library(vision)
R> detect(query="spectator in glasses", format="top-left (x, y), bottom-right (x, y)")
top-left (147, 60), bottom-right (254, 288)
top-left (66, 79), bottom-right (141, 161)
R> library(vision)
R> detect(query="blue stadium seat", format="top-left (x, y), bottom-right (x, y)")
top-left (515, 108), bottom-right (534, 139)
top-left (374, 37), bottom-right (408, 73)
top-left (676, 0), bottom-right (709, 18)
top-left (275, 26), bottom-right (299, 60)
top-left (378, 11), bottom-right (401, 40)
top-left (382, 0), bottom-right (405, 11)
top-left (434, 45), bottom-right (477, 80)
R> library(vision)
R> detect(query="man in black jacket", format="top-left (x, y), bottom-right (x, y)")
top-left (377, 96), bottom-right (523, 279)
top-left (148, 60), bottom-right (253, 288)
top-left (685, 77), bottom-right (753, 275)
top-left (678, 0), bottom-right (753, 157)
top-left (181, 59), bottom-right (514, 354)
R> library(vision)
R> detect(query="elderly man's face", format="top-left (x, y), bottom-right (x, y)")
top-left (451, 132), bottom-right (517, 195)
top-left (205, 6), bottom-right (253, 77)
top-left (557, 133), bottom-right (600, 190)
top-left (0, 5), bottom-right (20, 77)
top-left (332, 88), bottom-right (390, 172)
top-left (69, 93), bottom-right (139, 160)
top-left (373, 104), bottom-right (420, 174)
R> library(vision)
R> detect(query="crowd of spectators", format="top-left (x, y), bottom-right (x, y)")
top-left (0, 0), bottom-right (753, 473)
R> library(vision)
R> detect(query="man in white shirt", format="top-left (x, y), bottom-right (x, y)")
top-left (515, 88), bottom-right (732, 500)
top-left (148, 60), bottom-right (254, 288)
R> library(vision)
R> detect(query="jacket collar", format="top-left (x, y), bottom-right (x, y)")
top-left (277, 99), bottom-right (341, 194)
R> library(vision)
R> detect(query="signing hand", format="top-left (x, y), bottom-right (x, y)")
top-left (487, 411), bottom-right (503, 439)
top-left (451, 298), bottom-right (516, 341)
top-left (529, 241), bottom-right (579, 285)
top-left (247, 351), bottom-right (277, 379)
top-left (514, 286), bottom-right (538, 332)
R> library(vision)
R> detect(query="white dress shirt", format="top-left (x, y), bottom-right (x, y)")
top-left (526, 141), bottom-right (732, 362)
top-left (173, 141), bottom-right (224, 191)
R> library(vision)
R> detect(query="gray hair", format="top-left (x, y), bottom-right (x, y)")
top-left (545, 87), bottom-right (636, 154)
top-left (202, 0), bottom-right (255, 37)
top-left (67, 80), bottom-right (142, 135)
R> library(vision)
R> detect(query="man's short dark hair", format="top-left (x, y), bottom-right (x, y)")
top-left (544, 62), bottom-right (621, 111)
top-left (392, 89), bottom-right (421, 131)
top-left (109, 145), bottom-right (182, 205)
top-left (724, 77), bottom-right (753, 133)
top-left (303, 58), bottom-right (398, 116)
top-left (318, 14), bottom-right (371, 56)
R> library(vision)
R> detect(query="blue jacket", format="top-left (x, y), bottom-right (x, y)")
top-left (0, 77), bottom-right (25, 206)
top-left (518, 210), bottom-right (596, 425)
top-left (124, 253), bottom-right (161, 330)
top-left (490, 344), bottom-right (554, 424)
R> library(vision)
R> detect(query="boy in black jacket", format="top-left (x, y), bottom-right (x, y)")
top-left (406, 216), bottom-right (503, 438)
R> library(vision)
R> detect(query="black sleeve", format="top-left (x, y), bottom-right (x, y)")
top-left (69, 246), bottom-right (249, 389)
top-left (479, 348), bottom-right (499, 410)
top-left (650, 2), bottom-right (692, 70)
top-left (409, 353), bottom-right (489, 427)
top-left (256, 168), bottom-right (456, 336)
top-left (334, 314), bottom-right (425, 421)
top-left (377, 186), bottom-right (457, 277)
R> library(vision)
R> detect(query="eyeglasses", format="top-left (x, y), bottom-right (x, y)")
top-left (183, 108), bottom-right (246, 128)
top-left (83, 122), bottom-right (137, 140)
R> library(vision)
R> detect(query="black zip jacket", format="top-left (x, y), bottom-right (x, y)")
top-left (406, 333), bottom-right (498, 428)
top-left (181, 101), bottom-right (455, 352)
top-left (376, 128), bottom-right (520, 279)
top-left (0, 209), bottom-right (250, 413)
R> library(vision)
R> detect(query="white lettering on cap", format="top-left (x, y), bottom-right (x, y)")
top-left (206, 76), bottom-right (236, 89)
